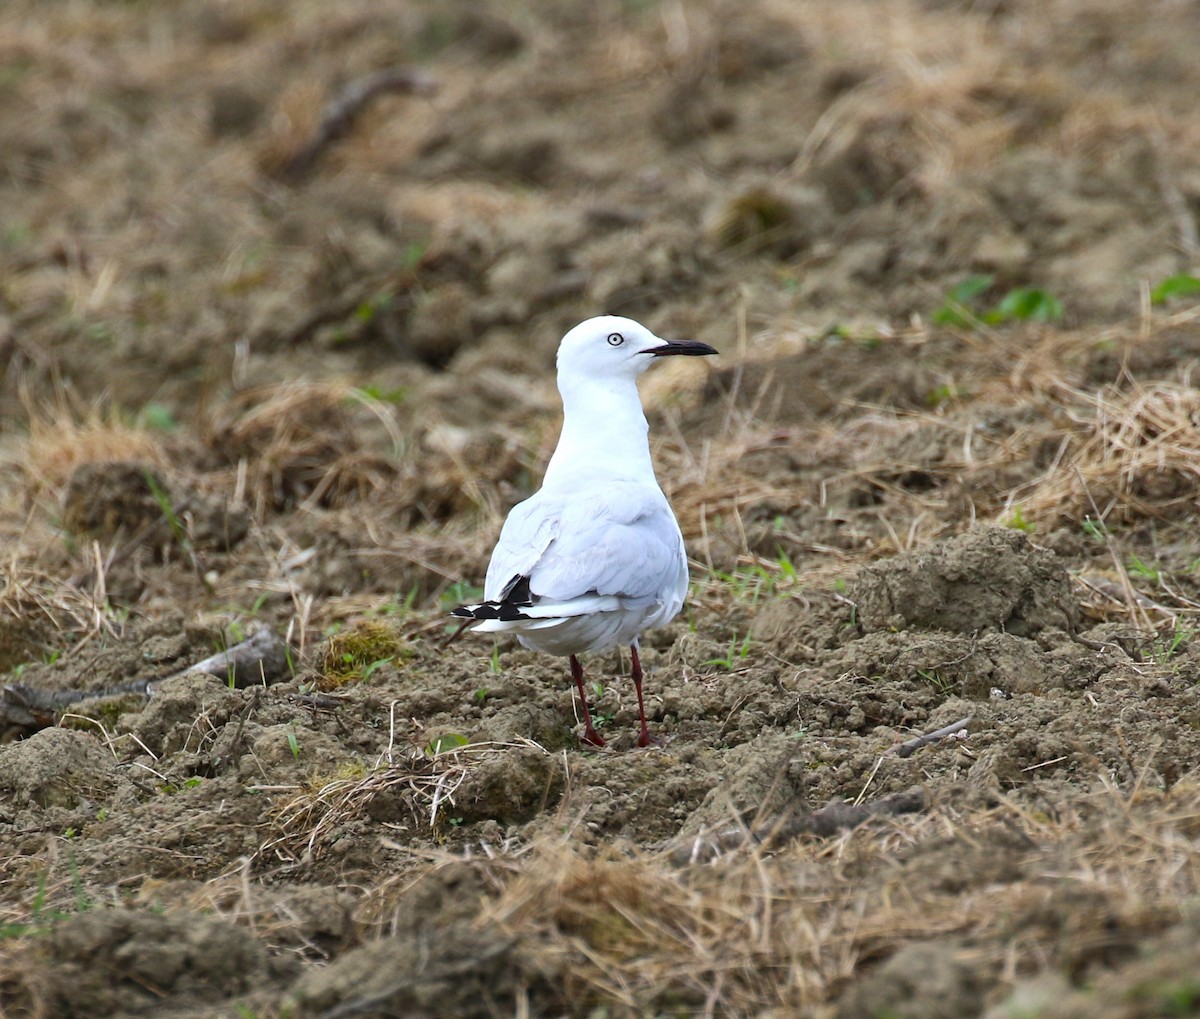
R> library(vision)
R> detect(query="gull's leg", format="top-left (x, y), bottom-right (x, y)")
top-left (630, 643), bottom-right (655, 748)
top-left (570, 654), bottom-right (606, 748)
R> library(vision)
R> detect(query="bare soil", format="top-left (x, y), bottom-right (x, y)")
top-left (4, 1), bottom-right (1200, 1016)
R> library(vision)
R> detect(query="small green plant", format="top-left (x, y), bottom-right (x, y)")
top-left (143, 468), bottom-right (189, 551)
top-left (158, 777), bottom-right (204, 795)
top-left (711, 554), bottom-right (798, 605)
top-left (137, 402), bottom-right (178, 431)
top-left (933, 274), bottom-right (1064, 328)
top-left (1150, 274), bottom-right (1200, 305)
top-left (354, 292), bottom-right (394, 325)
top-left (473, 688), bottom-right (489, 704)
top-left (286, 730), bottom-right (301, 761)
top-left (360, 658), bottom-right (391, 681)
top-left (439, 581), bottom-right (484, 612)
top-left (915, 669), bottom-right (955, 696)
top-left (402, 240), bottom-right (427, 268)
top-left (925, 382), bottom-right (962, 407)
top-left (1002, 505), bottom-right (1037, 533)
top-left (371, 587), bottom-right (420, 618)
top-left (357, 384), bottom-right (408, 405)
top-left (584, 680), bottom-right (614, 727)
top-left (705, 633), bottom-right (752, 670)
top-left (1152, 624), bottom-right (1192, 665)
top-left (990, 287), bottom-right (1063, 323)
top-left (0, 863), bottom-right (94, 940)
top-left (426, 733), bottom-right (469, 755)
top-left (1082, 517), bottom-right (1108, 542)
top-left (489, 644), bottom-right (502, 673)
top-left (1126, 554), bottom-right (1161, 583)
top-left (932, 274), bottom-right (994, 327)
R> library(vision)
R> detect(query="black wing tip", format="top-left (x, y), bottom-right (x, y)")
top-left (450, 600), bottom-right (533, 622)
top-left (451, 574), bottom-right (534, 622)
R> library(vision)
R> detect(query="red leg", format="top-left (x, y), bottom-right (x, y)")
top-left (630, 643), bottom-right (655, 748)
top-left (570, 654), bottom-right (606, 748)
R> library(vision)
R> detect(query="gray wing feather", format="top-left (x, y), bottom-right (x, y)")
top-left (484, 483), bottom-right (683, 605)
top-left (483, 495), bottom-right (559, 600)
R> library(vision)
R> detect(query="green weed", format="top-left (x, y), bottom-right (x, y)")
top-left (1150, 274), bottom-right (1200, 305)
top-left (1002, 505), bottom-right (1037, 533)
top-left (933, 274), bottom-right (1064, 328)
top-left (0, 860), bottom-right (94, 941)
top-left (137, 402), bottom-right (178, 431)
top-left (158, 777), bottom-right (203, 795)
top-left (1151, 624), bottom-right (1192, 665)
top-left (706, 633), bottom-right (752, 670)
top-left (142, 468), bottom-right (188, 551)
top-left (916, 669), bottom-right (955, 696)
top-left (426, 733), bottom-right (469, 755)
top-left (357, 384), bottom-right (408, 405)
top-left (440, 581), bottom-right (484, 612)
top-left (711, 553), bottom-right (798, 605)
top-left (1126, 554), bottom-right (1161, 582)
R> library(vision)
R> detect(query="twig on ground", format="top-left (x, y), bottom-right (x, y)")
top-left (279, 67), bottom-right (437, 181)
top-left (159, 627), bottom-right (290, 688)
top-left (0, 629), bottom-right (290, 738)
top-left (669, 787), bottom-right (927, 865)
top-left (886, 715), bottom-right (972, 759)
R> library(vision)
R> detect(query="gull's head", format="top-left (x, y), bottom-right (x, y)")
top-left (556, 315), bottom-right (717, 383)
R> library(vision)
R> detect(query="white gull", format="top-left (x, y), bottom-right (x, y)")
top-left (452, 315), bottom-right (717, 747)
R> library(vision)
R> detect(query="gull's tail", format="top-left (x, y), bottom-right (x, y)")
top-left (451, 574), bottom-right (623, 632)
top-left (451, 593), bottom-right (621, 631)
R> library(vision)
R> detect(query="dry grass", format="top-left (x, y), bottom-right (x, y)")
top-left (1020, 379), bottom-right (1200, 527)
top-left (12, 777), bottom-right (1197, 1016)
top-left (461, 779), bottom-right (1200, 1014)
top-left (208, 382), bottom-right (402, 519)
top-left (254, 740), bottom-right (540, 868)
top-left (0, 559), bottom-right (120, 669)
top-left (14, 400), bottom-right (170, 499)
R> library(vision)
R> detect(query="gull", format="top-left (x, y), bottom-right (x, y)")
top-left (452, 315), bottom-right (717, 747)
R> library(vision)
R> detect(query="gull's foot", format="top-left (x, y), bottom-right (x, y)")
top-left (636, 730), bottom-right (666, 748)
top-left (581, 726), bottom-right (607, 748)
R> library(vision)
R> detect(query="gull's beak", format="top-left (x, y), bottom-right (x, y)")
top-left (642, 339), bottom-right (719, 357)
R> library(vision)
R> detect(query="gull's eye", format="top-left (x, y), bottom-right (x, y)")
top-left (607, 332), bottom-right (625, 347)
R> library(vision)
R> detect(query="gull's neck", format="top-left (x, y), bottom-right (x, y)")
top-left (542, 374), bottom-right (655, 487)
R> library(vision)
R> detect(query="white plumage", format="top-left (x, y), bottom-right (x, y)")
top-left (452, 315), bottom-right (717, 747)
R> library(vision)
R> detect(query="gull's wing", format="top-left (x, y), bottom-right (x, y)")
top-left (483, 482), bottom-right (684, 610)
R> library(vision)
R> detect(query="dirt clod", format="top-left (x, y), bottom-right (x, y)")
top-left (0, 728), bottom-right (117, 812)
top-left (851, 527), bottom-right (1079, 637)
top-left (45, 909), bottom-right (269, 1014)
